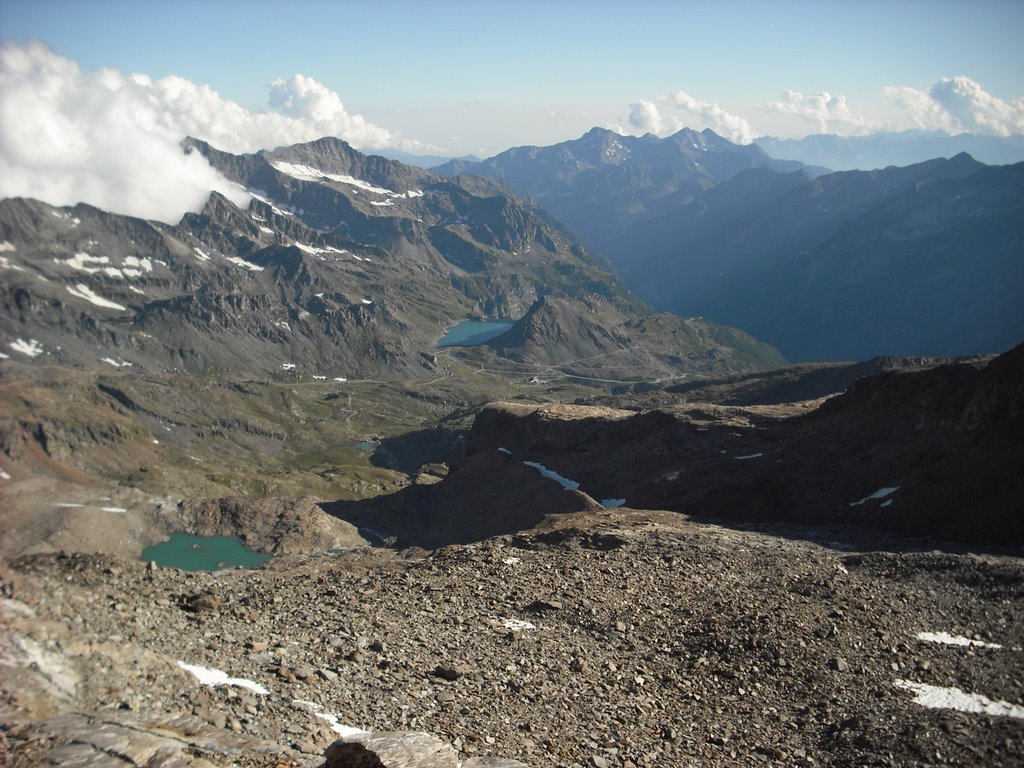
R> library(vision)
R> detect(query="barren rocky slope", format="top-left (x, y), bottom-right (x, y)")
top-left (461, 343), bottom-right (1024, 547)
top-left (4, 508), bottom-right (1023, 767)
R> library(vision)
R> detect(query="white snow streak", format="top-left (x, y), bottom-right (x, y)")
top-left (177, 661), bottom-right (268, 694)
top-left (734, 453), bottom-right (763, 460)
top-left (523, 460), bottom-right (580, 491)
top-left (894, 679), bottom-right (1024, 719)
top-left (292, 700), bottom-right (368, 738)
top-left (66, 283), bottom-right (126, 310)
top-left (917, 631), bottom-right (1007, 650)
top-left (224, 255), bottom-right (264, 272)
top-left (849, 486), bottom-right (899, 506)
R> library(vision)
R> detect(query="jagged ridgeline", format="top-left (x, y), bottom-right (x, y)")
top-left (0, 136), bottom-right (781, 378)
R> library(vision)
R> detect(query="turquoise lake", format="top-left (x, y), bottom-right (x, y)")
top-left (437, 320), bottom-right (514, 347)
top-left (141, 533), bottom-right (271, 572)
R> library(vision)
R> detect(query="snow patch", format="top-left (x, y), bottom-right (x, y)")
top-left (523, 460), bottom-right (580, 491)
top-left (292, 700), bottom-right (368, 738)
top-left (101, 507), bottom-right (127, 513)
top-left (62, 252), bottom-right (120, 278)
top-left (192, 247), bottom-right (210, 262)
top-left (501, 618), bottom-right (537, 632)
top-left (10, 338), bottom-right (44, 357)
top-left (100, 357), bottom-right (132, 367)
top-left (0, 241), bottom-right (15, 251)
top-left (225, 255), bottom-right (264, 271)
top-left (55, 502), bottom-right (84, 508)
top-left (270, 161), bottom-right (396, 195)
top-left (849, 486), bottom-right (899, 506)
top-left (502, 557), bottom-right (522, 566)
top-left (735, 453), bottom-right (763, 460)
top-left (0, 470), bottom-right (10, 480)
top-left (281, 363), bottom-right (297, 371)
top-left (333, 377), bottom-right (347, 382)
top-left (66, 284), bottom-right (126, 310)
top-left (259, 226), bottom-right (274, 234)
top-left (916, 631), bottom-right (1006, 650)
top-left (361, 299), bottom-right (373, 305)
top-left (370, 200), bottom-right (394, 207)
top-left (894, 679), bottom-right (1024, 719)
top-left (123, 256), bottom-right (153, 272)
top-left (0, 255), bottom-right (24, 271)
top-left (177, 661), bottom-right (268, 694)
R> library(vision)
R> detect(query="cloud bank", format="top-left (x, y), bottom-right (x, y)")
top-left (621, 77), bottom-right (1022, 144)
top-left (0, 41), bottom-right (422, 223)
top-left (622, 92), bottom-right (753, 144)
top-left (883, 76), bottom-right (1024, 137)
top-left (762, 90), bottom-right (876, 136)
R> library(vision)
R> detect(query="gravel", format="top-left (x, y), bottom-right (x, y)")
top-left (2, 509), bottom-right (1022, 767)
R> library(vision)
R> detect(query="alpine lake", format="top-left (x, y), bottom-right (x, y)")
top-left (436, 320), bottom-right (514, 347)
top-left (141, 533), bottom-right (271, 572)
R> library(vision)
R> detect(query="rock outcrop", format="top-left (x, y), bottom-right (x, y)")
top-left (172, 496), bottom-right (367, 554)
top-left (325, 731), bottom-right (527, 767)
top-left (323, 450), bottom-right (603, 548)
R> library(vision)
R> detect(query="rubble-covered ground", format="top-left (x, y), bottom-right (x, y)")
top-left (2, 509), bottom-right (1022, 767)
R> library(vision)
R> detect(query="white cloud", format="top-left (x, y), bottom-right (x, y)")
top-left (621, 91), bottom-right (752, 144)
top-left (0, 41), bottom-right (425, 224)
top-left (762, 90), bottom-right (876, 136)
top-left (668, 92), bottom-right (753, 145)
top-left (628, 100), bottom-right (665, 135)
top-left (883, 76), bottom-right (1024, 137)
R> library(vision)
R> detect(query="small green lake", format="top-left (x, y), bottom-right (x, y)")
top-left (141, 533), bottom-right (271, 572)
top-left (437, 320), bottom-right (514, 347)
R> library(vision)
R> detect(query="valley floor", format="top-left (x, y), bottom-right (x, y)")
top-left (2, 509), bottom-right (1022, 767)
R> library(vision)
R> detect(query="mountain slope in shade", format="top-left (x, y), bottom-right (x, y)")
top-left (616, 154), bottom-right (1024, 361)
top-left (461, 342), bottom-right (1024, 546)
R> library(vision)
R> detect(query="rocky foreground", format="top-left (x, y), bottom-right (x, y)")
top-left (2, 508), bottom-right (1022, 767)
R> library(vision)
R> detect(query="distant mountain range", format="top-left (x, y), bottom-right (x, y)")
top-left (434, 127), bottom-right (825, 258)
top-left (371, 148), bottom-right (482, 169)
top-left (0, 137), bottom-right (781, 379)
top-left (755, 130), bottom-right (1024, 172)
top-left (439, 128), bottom-right (1024, 361)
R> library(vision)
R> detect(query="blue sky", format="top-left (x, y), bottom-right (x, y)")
top-left (3, 0), bottom-right (1022, 156)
